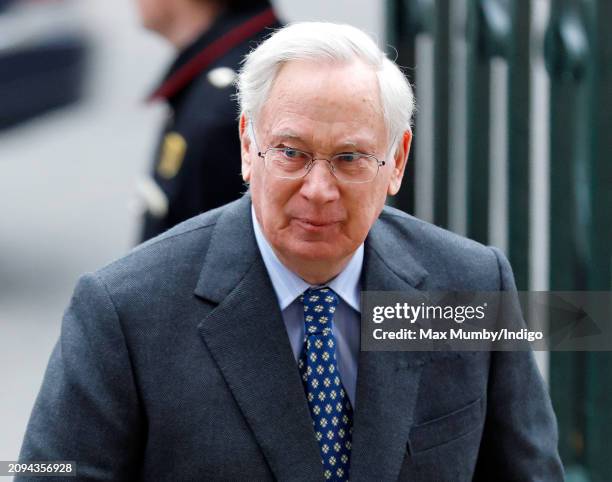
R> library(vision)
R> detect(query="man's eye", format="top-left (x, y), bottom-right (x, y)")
top-left (282, 148), bottom-right (307, 160)
top-left (335, 153), bottom-right (362, 162)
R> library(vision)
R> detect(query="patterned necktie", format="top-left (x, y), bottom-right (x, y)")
top-left (298, 287), bottom-right (353, 481)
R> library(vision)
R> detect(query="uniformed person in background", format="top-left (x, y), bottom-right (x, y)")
top-left (135, 0), bottom-right (280, 241)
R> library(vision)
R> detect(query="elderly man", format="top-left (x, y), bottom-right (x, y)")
top-left (20, 23), bottom-right (563, 481)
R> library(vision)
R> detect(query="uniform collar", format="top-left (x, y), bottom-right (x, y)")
top-left (251, 206), bottom-right (363, 312)
top-left (149, 3), bottom-right (277, 102)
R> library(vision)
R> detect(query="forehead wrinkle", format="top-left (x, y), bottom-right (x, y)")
top-left (267, 119), bottom-right (380, 155)
top-left (259, 61), bottom-right (387, 154)
top-left (269, 129), bottom-right (302, 142)
top-left (270, 69), bottom-right (381, 121)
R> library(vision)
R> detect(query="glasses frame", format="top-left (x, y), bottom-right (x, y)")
top-left (248, 121), bottom-right (387, 184)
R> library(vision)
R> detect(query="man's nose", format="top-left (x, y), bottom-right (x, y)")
top-left (299, 159), bottom-right (341, 203)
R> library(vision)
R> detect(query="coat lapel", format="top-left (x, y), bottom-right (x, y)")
top-left (195, 196), bottom-right (323, 481)
top-left (349, 213), bottom-right (430, 482)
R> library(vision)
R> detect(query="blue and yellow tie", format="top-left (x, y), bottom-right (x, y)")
top-left (298, 287), bottom-right (353, 481)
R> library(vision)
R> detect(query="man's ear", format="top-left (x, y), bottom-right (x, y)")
top-left (239, 113), bottom-right (253, 182)
top-left (387, 129), bottom-right (412, 196)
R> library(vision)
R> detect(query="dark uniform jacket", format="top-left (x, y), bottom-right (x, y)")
top-left (20, 195), bottom-right (564, 481)
top-left (140, 4), bottom-right (280, 241)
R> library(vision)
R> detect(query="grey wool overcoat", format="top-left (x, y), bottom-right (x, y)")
top-left (19, 194), bottom-right (564, 481)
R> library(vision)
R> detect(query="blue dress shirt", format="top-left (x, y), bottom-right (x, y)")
top-left (251, 207), bottom-right (362, 406)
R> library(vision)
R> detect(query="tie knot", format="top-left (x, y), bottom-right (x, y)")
top-left (301, 287), bottom-right (338, 335)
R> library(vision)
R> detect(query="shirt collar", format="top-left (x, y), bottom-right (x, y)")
top-left (251, 206), bottom-right (362, 312)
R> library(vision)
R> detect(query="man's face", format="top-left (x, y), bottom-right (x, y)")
top-left (240, 59), bottom-right (411, 281)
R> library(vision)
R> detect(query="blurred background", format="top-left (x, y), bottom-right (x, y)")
top-left (0, 0), bottom-right (610, 480)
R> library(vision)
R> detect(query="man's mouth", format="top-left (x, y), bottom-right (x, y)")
top-left (293, 217), bottom-right (341, 231)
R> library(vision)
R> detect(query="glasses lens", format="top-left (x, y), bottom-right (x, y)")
top-left (331, 154), bottom-right (379, 183)
top-left (264, 148), bottom-right (311, 178)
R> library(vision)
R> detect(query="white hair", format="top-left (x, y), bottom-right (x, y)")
top-left (236, 22), bottom-right (415, 148)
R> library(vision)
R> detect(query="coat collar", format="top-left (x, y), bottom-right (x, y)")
top-left (194, 196), bottom-right (429, 302)
top-left (195, 196), bottom-right (428, 481)
top-left (194, 195), bottom-right (259, 303)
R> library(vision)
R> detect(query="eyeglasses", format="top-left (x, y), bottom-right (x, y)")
top-left (248, 122), bottom-right (386, 184)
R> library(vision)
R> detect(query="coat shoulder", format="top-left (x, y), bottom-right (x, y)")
top-left (95, 204), bottom-right (228, 295)
top-left (377, 206), bottom-right (506, 291)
